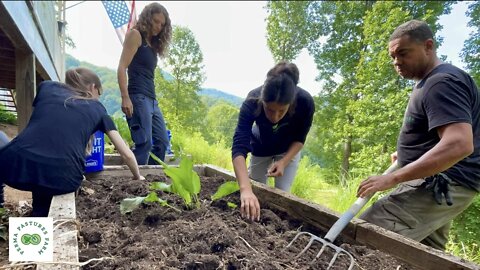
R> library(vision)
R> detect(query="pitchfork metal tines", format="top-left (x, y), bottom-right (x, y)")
top-left (285, 161), bottom-right (399, 270)
top-left (285, 231), bottom-right (355, 269)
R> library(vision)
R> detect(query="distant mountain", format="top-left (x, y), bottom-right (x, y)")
top-left (65, 54), bottom-right (243, 112)
top-left (199, 88), bottom-right (243, 107)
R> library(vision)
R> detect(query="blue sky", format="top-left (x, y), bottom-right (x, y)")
top-left (65, 1), bottom-right (473, 98)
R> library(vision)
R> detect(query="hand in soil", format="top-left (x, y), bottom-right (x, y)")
top-left (240, 188), bottom-right (260, 221)
top-left (133, 175), bottom-right (146, 181)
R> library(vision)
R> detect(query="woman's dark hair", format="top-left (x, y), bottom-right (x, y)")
top-left (65, 67), bottom-right (102, 100)
top-left (135, 2), bottom-right (172, 58)
top-left (255, 61), bottom-right (299, 116)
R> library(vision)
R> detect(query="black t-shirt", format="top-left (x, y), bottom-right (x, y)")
top-left (0, 81), bottom-right (117, 192)
top-left (397, 64), bottom-right (480, 191)
top-left (232, 86), bottom-right (315, 159)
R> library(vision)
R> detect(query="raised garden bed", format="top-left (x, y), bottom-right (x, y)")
top-left (0, 165), bottom-right (478, 269)
top-left (76, 165), bottom-right (479, 270)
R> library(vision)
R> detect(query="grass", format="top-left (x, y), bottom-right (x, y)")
top-left (0, 109), bottom-right (17, 125)
top-left (172, 131), bottom-right (233, 171)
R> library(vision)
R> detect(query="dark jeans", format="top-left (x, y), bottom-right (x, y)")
top-left (127, 94), bottom-right (169, 165)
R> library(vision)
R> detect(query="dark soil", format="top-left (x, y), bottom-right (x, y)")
top-left (76, 173), bottom-right (418, 270)
top-left (0, 201), bottom-right (33, 268)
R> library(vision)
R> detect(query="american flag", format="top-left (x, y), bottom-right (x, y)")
top-left (101, 0), bottom-right (137, 44)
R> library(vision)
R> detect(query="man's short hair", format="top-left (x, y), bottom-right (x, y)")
top-left (389, 19), bottom-right (434, 43)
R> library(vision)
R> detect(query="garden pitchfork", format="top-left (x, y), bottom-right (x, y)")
top-left (285, 161), bottom-right (399, 270)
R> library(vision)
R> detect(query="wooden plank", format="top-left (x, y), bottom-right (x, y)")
top-left (37, 192), bottom-right (79, 270)
top-left (0, 49), bottom-right (14, 58)
top-left (0, 55), bottom-right (15, 63)
top-left (104, 153), bottom-right (182, 166)
top-left (355, 222), bottom-right (479, 270)
top-left (0, 3), bottom-right (29, 51)
top-left (15, 50), bottom-right (35, 132)
top-left (85, 165), bottom-right (167, 180)
top-left (1, 1), bottom-right (60, 81)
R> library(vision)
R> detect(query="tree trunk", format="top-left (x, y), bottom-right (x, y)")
top-left (340, 136), bottom-right (352, 187)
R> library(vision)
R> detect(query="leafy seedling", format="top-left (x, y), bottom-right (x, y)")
top-left (211, 181), bottom-right (240, 209)
top-left (150, 152), bottom-right (201, 209)
top-left (120, 190), bottom-right (179, 215)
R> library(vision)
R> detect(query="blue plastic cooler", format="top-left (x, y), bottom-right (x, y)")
top-left (84, 131), bottom-right (104, 173)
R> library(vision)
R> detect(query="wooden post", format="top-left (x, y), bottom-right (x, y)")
top-left (37, 192), bottom-right (79, 270)
top-left (15, 50), bottom-right (35, 132)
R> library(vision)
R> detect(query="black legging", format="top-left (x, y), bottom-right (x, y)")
top-left (31, 186), bottom-right (70, 217)
top-left (0, 182), bottom-right (70, 217)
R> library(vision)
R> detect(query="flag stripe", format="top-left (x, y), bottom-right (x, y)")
top-left (102, 1), bottom-right (137, 44)
top-left (127, 0), bottom-right (136, 31)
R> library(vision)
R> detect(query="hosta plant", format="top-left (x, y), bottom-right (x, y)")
top-left (121, 152), bottom-right (241, 214)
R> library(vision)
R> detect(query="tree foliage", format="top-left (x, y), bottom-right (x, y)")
top-left (156, 26), bottom-right (207, 134)
top-left (265, 1), bottom-right (320, 62)
top-left (204, 101), bottom-right (239, 146)
top-left (462, 2), bottom-right (480, 85)
top-left (303, 1), bottom-right (453, 181)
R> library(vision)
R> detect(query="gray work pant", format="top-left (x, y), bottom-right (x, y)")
top-left (248, 152), bottom-right (301, 192)
top-left (359, 178), bottom-right (477, 250)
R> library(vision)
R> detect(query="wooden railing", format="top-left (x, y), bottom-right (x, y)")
top-left (0, 88), bottom-right (16, 114)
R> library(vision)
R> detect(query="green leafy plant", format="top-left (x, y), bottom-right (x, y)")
top-left (211, 180), bottom-right (239, 198)
top-left (120, 186), bottom-right (179, 215)
top-left (0, 106), bottom-right (17, 125)
top-left (122, 152), bottom-right (241, 213)
top-left (211, 181), bottom-right (240, 209)
top-left (150, 152), bottom-right (201, 209)
top-left (0, 208), bottom-right (8, 241)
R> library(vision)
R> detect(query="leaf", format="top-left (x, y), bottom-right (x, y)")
top-left (227, 202), bottom-right (238, 209)
top-left (150, 152), bottom-right (201, 208)
top-left (144, 192), bottom-right (172, 209)
top-left (150, 182), bottom-right (172, 192)
top-left (144, 192), bottom-right (160, 203)
top-left (120, 197), bottom-right (146, 215)
top-left (211, 181), bottom-right (240, 201)
top-left (156, 198), bottom-right (170, 207)
top-left (177, 158), bottom-right (201, 195)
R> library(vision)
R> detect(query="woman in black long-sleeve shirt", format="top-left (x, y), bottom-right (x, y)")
top-left (232, 62), bottom-right (315, 221)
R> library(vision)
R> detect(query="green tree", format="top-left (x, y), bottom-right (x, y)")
top-left (305, 1), bottom-right (452, 183)
top-left (265, 1), bottom-right (321, 62)
top-left (462, 2), bottom-right (480, 85)
top-left (204, 101), bottom-right (239, 146)
top-left (157, 26), bottom-right (206, 134)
